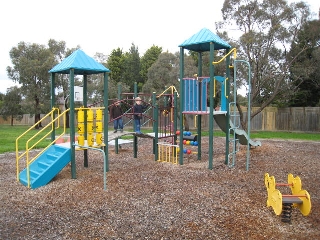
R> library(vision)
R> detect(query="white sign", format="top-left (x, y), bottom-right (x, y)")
top-left (74, 86), bottom-right (83, 102)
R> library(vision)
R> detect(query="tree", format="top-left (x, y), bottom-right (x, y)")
top-left (217, 0), bottom-right (312, 129)
top-left (48, 39), bottom-right (80, 127)
top-left (0, 93), bottom-right (4, 111)
top-left (7, 42), bottom-right (56, 128)
top-left (287, 20), bottom-right (320, 106)
top-left (122, 43), bottom-right (141, 92)
top-left (0, 86), bottom-right (23, 126)
top-left (107, 48), bottom-right (125, 84)
top-left (93, 51), bottom-right (130, 102)
top-left (142, 52), bottom-right (178, 94)
top-left (140, 45), bottom-right (162, 85)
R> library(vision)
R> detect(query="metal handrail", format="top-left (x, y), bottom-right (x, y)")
top-left (212, 48), bottom-right (237, 65)
top-left (16, 108), bottom-right (70, 187)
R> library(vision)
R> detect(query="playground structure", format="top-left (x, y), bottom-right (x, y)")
top-left (264, 173), bottom-right (311, 223)
top-left (16, 28), bottom-right (262, 189)
top-left (177, 28), bottom-right (261, 170)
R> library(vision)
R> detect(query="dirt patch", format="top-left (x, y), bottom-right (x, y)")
top-left (1, 137), bottom-right (319, 239)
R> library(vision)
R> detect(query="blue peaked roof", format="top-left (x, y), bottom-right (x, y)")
top-left (49, 49), bottom-right (110, 75)
top-left (179, 28), bottom-right (231, 52)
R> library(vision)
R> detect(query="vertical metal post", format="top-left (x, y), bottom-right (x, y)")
top-left (83, 75), bottom-right (88, 167)
top-left (134, 82), bottom-right (138, 97)
top-left (69, 69), bottom-right (76, 178)
top-left (117, 82), bottom-right (121, 100)
top-left (50, 73), bottom-right (56, 142)
top-left (154, 104), bottom-right (159, 161)
top-left (134, 136), bottom-right (138, 158)
top-left (179, 47), bottom-right (184, 165)
top-left (103, 72), bottom-right (109, 172)
top-left (197, 52), bottom-right (202, 161)
top-left (173, 91), bottom-right (178, 145)
top-left (208, 42), bottom-right (215, 170)
top-left (225, 49), bottom-right (231, 165)
top-left (152, 92), bottom-right (157, 154)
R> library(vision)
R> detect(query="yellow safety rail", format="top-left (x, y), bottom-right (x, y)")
top-left (212, 48), bottom-right (237, 65)
top-left (157, 85), bottom-right (179, 123)
top-left (224, 77), bottom-right (229, 99)
top-left (157, 85), bottom-right (179, 98)
top-left (16, 108), bottom-right (70, 188)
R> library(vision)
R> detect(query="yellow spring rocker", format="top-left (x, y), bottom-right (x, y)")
top-left (264, 173), bottom-right (311, 223)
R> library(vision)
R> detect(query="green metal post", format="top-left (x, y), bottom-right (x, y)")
top-left (173, 91), bottom-right (178, 145)
top-left (225, 49), bottom-right (231, 165)
top-left (117, 83), bottom-right (121, 100)
top-left (152, 92), bottom-right (157, 154)
top-left (208, 42), bottom-right (215, 170)
top-left (154, 104), bottom-right (159, 161)
top-left (179, 47), bottom-right (184, 165)
top-left (114, 82), bottom-right (122, 154)
top-left (134, 136), bottom-right (138, 158)
top-left (152, 92), bottom-right (157, 132)
top-left (50, 73), bottom-right (56, 142)
top-left (134, 82), bottom-right (138, 97)
top-left (134, 82), bottom-right (138, 133)
top-left (83, 75), bottom-right (88, 167)
top-left (197, 52), bottom-right (202, 160)
top-left (103, 72), bottom-right (109, 172)
top-left (69, 69), bottom-right (76, 178)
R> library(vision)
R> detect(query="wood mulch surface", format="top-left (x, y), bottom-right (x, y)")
top-left (1, 137), bottom-right (319, 239)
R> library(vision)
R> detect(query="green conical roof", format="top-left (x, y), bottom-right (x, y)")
top-left (179, 28), bottom-right (231, 52)
top-left (49, 49), bottom-right (110, 75)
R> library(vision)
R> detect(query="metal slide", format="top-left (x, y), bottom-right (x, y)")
top-left (213, 112), bottom-right (261, 147)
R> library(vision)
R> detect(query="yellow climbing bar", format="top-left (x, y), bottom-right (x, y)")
top-left (212, 48), bottom-right (237, 65)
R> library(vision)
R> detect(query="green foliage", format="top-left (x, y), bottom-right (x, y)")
top-left (0, 93), bottom-right (4, 110)
top-left (0, 86), bottom-right (23, 125)
top-left (140, 45), bottom-right (162, 84)
top-left (48, 39), bottom-right (81, 109)
top-left (218, 0), bottom-right (313, 125)
top-left (107, 48), bottom-right (125, 83)
top-left (142, 52), bottom-right (178, 94)
top-left (288, 20), bottom-right (320, 107)
top-left (122, 43), bottom-right (141, 92)
top-left (6, 42), bottom-right (56, 123)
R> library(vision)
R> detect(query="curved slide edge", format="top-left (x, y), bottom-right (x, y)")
top-left (213, 113), bottom-right (261, 147)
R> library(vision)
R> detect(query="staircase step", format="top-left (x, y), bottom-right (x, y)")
top-left (46, 153), bottom-right (60, 160)
top-left (37, 161), bottom-right (51, 169)
top-left (29, 169), bottom-right (41, 178)
top-left (19, 145), bottom-right (71, 189)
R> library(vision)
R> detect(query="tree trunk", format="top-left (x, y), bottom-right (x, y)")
top-left (34, 114), bottom-right (42, 129)
top-left (66, 112), bottom-right (70, 128)
top-left (65, 100), bottom-right (70, 128)
top-left (34, 96), bottom-right (42, 129)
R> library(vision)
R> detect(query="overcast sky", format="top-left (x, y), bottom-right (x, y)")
top-left (0, 0), bottom-right (318, 94)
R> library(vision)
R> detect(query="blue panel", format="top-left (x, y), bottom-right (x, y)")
top-left (184, 78), bottom-right (212, 112)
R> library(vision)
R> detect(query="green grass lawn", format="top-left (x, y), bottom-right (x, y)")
top-left (0, 125), bottom-right (319, 154)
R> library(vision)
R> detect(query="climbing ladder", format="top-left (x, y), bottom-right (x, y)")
top-left (228, 101), bottom-right (240, 167)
